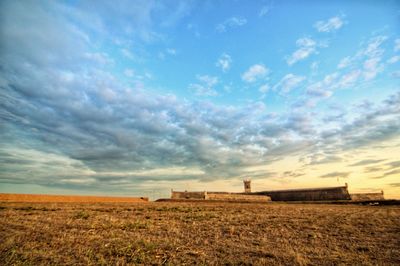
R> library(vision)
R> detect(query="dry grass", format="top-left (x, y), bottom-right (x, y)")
top-left (0, 201), bottom-right (399, 265)
top-left (0, 193), bottom-right (148, 203)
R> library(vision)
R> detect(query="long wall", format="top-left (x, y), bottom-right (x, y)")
top-left (254, 186), bottom-right (351, 201)
top-left (207, 192), bottom-right (270, 202)
top-left (171, 191), bottom-right (206, 200)
top-left (171, 191), bottom-right (270, 202)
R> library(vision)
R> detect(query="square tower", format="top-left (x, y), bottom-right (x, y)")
top-left (243, 179), bottom-right (251, 193)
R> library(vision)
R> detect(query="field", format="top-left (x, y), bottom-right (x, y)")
top-left (1, 201), bottom-right (399, 265)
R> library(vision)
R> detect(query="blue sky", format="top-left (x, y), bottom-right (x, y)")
top-left (0, 0), bottom-right (399, 199)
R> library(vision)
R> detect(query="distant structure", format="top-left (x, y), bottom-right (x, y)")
top-left (170, 190), bottom-right (270, 202)
top-left (243, 179), bottom-right (251, 193)
top-left (167, 181), bottom-right (386, 203)
top-left (350, 190), bottom-right (385, 201)
top-left (254, 183), bottom-right (351, 201)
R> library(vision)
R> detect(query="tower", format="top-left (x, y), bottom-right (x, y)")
top-left (243, 179), bottom-right (251, 193)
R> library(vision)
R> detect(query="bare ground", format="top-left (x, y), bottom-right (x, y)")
top-left (0, 202), bottom-right (399, 265)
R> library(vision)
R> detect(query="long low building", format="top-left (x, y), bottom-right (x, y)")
top-left (252, 184), bottom-right (351, 201)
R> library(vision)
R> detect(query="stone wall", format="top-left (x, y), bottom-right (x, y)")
top-left (206, 192), bottom-right (270, 202)
top-left (171, 191), bottom-right (206, 200)
top-left (254, 186), bottom-right (351, 201)
top-left (350, 192), bottom-right (384, 201)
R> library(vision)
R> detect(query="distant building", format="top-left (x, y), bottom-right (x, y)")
top-left (243, 179), bottom-right (251, 193)
top-left (253, 184), bottom-right (351, 201)
top-left (169, 181), bottom-right (385, 202)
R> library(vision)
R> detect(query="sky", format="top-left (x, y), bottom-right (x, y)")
top-left (0, 0), bottom-right (399, 199)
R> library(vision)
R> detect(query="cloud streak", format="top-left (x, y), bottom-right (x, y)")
top-left (314, 16), bottom-right (344, 32)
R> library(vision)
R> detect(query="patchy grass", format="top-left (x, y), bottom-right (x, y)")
top-left (0, 202), bottom-right (399, 265)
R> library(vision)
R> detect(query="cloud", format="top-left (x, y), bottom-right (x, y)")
top-left (363, 57), bottom-right (383, 81)
top-left (364, 166), bottom-right (384, 173)
top-left (216, 17), bottom-right (247, 33)
top-left (386, 160), bottom-right (400, 168)
top-left (124, 68), bottom-right (135, 77)
top-left (0, 0), bottom-right (399, 196)
top-left (314, 16), bottom-right (344, 33)
top-left (259, 6), bottom-right (270, 17)
top-left (320, 172), bottom-right (351, 178)
top-left (390, 71), bottom-right (400, 78)
top-left (335, 35), bottom-right (388, 83)
top-left (299, 152), bottom-right (343, 166)
top-left (216, 53), bottom-right (232, 72)
top-left (337, 56), bottom-right (352, 69)
top-left (363, 35), bottom-right (387, 58)
top-left (305, 72), bottom-right (338, 101)
top-left (121, 48), bottom-right (136, 60)
top-left (394, 38), bottom-right (400, 52)
top-left (242, 64), bottom-right (269, 83)
top-left (387, 55), bottom-right (400, 64)
top-left (166, 48), bottom-right (176, 55)
top-left (389, 183), bottom-right (400, 187)
top-left (286, 37), bottom-right (317, 65)
top-left (273, 74), bottom-right (305, 94)
top-left (259, 84), bottom-right (270, 94)
top-left (349, 159), bottom-right (385, 167)
top-left (159, 48), bottom-right (177, 60)
top-left (189, 75), bottom-right (219, 96)
top-left (337, 70), bottom-right (361, 87)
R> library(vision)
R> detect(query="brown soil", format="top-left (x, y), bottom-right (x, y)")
top-left (0, 202), bottom-right (399, 265)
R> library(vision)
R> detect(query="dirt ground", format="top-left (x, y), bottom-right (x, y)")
top-left (0, 201), bottom-right (399, 265)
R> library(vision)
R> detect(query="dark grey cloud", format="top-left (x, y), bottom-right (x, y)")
top-left (382, 169), bottom-right (400, 177)
top-left (349, 159), bottom-right (385, 167)
top-left (386, 160), bottom-right (400, 168)
top-left (320, 172), bottom-right (351, 178)
top-left (364, 166), bottom-right (385, 173)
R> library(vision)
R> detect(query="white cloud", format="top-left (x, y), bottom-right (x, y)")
top-left (394, 38), bottom-right (400, 52)
top-left (337, 56), bottom-right (352, 69)
top-left (189, 75), bottom-right (219, 96)
top-left (259, 84), bottom-right (270, 94)
top-left (241, 64), bottom-right (269, 83)
top-left (259, 6), bottom-right (270, 17)
top-left (158, 52), bottom-right (165, 60)
top-left (84, 52), bottom-right (114, 65)
top-left (166, 48), bottom-right (176, 55)
top-left (363, 36), bottom-right (387, 58)
top-left (314, 16), bottom-right (344, 33)
top-left (216, 17), bottom-right (247, 33)
top-left (121, 48), bottom-right (135, 60)
top-left (124, 68), bottom-right (135, 77)
top-left (273, 74), bottom-right (305, 94)
top-left (363, 57), bottom-right (383, 80)
top-left (387, 55), bottom-right (400, 64)
top-left (338, 70), bottom-right (361, 87)
top-left (310, 61), bottom-right (319, 71)
top-left (286, 37), bottom-right (317, 65)
top-left (306, 72), bottom-right (338, 99)
top-left (216, 53), bottom-right (232, 72)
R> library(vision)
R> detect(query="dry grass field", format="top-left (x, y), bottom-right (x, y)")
top-left (1, 201), bottom-right (399, 265)
top-left (0, 193), bottom-right (148, 203)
